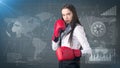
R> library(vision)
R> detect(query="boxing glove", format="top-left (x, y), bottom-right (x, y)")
top-left (73, 49), bottom-right (82, 57)
top-left (56, 47), bottom-right (82, 61)
top-left (52, 19), bottom-right (66, 42)
top-left (56, 46), bottom-right (75, 61)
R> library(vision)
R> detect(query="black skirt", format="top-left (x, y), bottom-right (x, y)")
top-left (59, 57), bottom-right (80, 68)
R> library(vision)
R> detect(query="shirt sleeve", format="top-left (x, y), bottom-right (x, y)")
top-left (74, 25), bottom-right (92, 55)
top-left (52, 40), bottom-right (60, 51)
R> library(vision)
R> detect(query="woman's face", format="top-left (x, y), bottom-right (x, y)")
top-left (61, 8), bottom-right (73, 24)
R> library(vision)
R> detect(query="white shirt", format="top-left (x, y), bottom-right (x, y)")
top-left (52, 24), bottom-right (92, 55)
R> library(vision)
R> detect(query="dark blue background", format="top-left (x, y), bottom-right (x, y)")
top-left (0, 0), bottom-right (120, 68)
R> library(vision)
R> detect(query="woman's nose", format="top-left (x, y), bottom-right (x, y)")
top-left (65, 16), bottom-right (68, 20)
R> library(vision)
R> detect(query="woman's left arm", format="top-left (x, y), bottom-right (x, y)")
top-left (74, 25), bottom-right (92, 55)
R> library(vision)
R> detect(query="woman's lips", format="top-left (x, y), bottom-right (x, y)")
top-left (65, 20), bottom-right (70, 23)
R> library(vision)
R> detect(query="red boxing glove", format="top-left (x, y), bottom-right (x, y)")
top-left (56, 47), bottom-right (75, 61)
top-left (73, 49), bottom-right (82, 57)
top-left (56, 47), bottom-right (82, 61)
top-left (52, 19), bottom-right (66, 42)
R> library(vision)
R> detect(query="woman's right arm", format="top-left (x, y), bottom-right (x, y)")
top-left (52, 40), bottom-right (59, 51)
top-left (51, 19), bottom-right (66, 51)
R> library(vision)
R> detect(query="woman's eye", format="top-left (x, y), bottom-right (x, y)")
top-left (67, 13), bottom-right (70, 15)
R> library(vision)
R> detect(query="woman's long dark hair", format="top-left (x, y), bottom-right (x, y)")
top-left (61, 4), bottom-right (82, 46)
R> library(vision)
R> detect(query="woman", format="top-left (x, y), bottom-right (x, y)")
top-left (52, 4), bottom-right (92, 68)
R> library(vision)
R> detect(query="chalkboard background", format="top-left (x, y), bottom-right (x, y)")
top-left (0, 0), bottom-right (120, 68)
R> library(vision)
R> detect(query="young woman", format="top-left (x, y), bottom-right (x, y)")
top-left (52, 4), bottom-right (92, 68)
